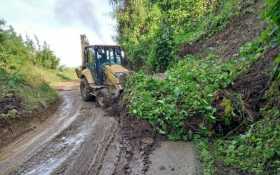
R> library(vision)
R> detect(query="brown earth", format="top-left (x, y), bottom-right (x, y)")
top-left (0, 96), bottom-right (59, 150)
top-left (106, 101), bottom-right (158, 174)
top-left (0, 90), bottom-right (194, 175)
top-left (179, 0), bottom-right (266, 60)
top-left (213, 47), bottom-right (280, 135)
top-left (229, 47), bottom-right (279, 116)
top-left (215, 161), bottom-right (255, 175)
top-left (52, 80), bottom-right (80, 91)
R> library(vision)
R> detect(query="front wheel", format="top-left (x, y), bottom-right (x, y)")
top-left (80, 78), bottom-right (93, 101)
top-left (96, 88), bottom-right (110, 108)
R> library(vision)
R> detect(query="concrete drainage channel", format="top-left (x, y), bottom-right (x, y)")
top-left (0, 90), bottom-right (200, 175)
top-left (147, 142), bottom-right (201, 175)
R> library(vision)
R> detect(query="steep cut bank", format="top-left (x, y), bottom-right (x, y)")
top-left (179, 0), bottom-right (266, 59)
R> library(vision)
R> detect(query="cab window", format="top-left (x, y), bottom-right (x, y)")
top-left (87, 48), bottom-right (95, 64)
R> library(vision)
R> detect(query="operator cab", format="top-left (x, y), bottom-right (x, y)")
top-left (83, 45), bottom-right (124, 85)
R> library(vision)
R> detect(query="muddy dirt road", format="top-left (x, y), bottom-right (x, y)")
top-left (0, 90), bottom-right (199, 175)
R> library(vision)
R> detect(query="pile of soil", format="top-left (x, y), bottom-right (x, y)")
top-left (107, 103), bottom-right (161, 174)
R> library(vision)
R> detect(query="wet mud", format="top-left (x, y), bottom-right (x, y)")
top-left (0, 90), bottom-right (199, 175)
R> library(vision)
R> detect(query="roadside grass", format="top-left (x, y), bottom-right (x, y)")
top-left (0, 65), bottom-right (57, 118)
top-left (0, 19), bottom-right (76, 130)
top-left (0, 61), bottom-right (76, 121)
top-left (18, 63), bottom-right (76, 85)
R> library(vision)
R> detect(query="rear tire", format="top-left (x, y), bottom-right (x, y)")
top-left (80, 78), bottom-right (93, 101)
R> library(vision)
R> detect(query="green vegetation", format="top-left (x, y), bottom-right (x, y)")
top-left (125, 27), bottom-right (275, 140)
top-left (207, 2), bottom-right (280, 174)
top-left (0, 19), bottom-right (75, 121)
top-left (266, 0), bottom-right (280, 29)
top-left (114, 0), bottom-right (255, 71)
top-left (115, 0), bottom-right (280, 174)
top-left (119, 0), bottom-right (275, 138)
top-left (216, 107), bottom-right (280, 174)
top-left (0, 68), bottom-right (57, 113)
top-left (187, 32), bottom-right (279, 175)
top-left (32, 66), bottom-right (77, 87)
top-left (197, 64), bottom-right (280, 175)
top-left (0, 21), bottom-right (60, 70)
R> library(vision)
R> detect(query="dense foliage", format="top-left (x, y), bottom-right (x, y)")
top-left (266, 0), bottom-right (280, 28)
top-left (122, 0), bottom-right (273, 139)
top-left (212, 3), bottom-right (280, 174)
top-left (199, 70), bottom-right (280, 175)
top-left (0, 20), bottom-right (59, 70)
top-left (124, 35), bottom-right (270, 139)
top-left (114, 0), bottom-right (253, 71)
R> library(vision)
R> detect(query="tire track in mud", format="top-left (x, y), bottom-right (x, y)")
top-left (1, 90), bottom-right (152, 175)
top-left (2, 89), bottom-right (198, 175)
top-left (12, 105), bottom-right (97, 175)
top-left (0, 91), bottom-right (81, 175)
top-left (0, 91), bottom-right (107, 175)
top-left (109, 107), bottom-right (156, 175)
top-left (60, 116), bottom-right (119, 175)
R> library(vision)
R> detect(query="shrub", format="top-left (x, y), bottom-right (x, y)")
top-left (125, 52), bottom-right (259, 139)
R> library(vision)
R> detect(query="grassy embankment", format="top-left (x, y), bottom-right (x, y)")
top-left (0, 20), bottom-right (76, 123)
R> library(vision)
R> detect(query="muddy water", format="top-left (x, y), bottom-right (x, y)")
top-left (0, 90), bottom-right (199, 175)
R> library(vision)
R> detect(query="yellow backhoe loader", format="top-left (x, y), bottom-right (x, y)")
top-left (75, 35), bottom-right (129, 107)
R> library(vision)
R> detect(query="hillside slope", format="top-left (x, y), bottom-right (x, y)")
top-left (114, 0), bottom-right (280, 174)
top-left (179, 0), bottom-right (266, 59)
